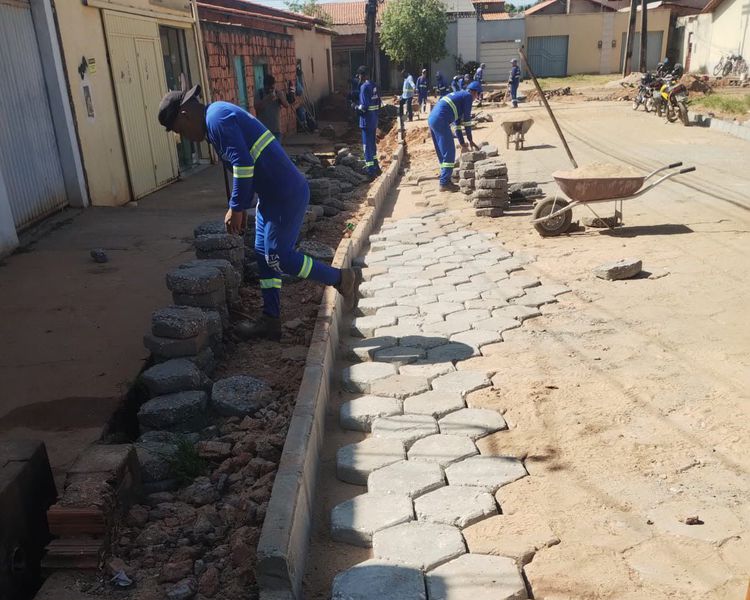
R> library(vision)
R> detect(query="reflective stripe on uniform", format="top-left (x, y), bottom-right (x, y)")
top-left (443, 96), bottom-right (459, 121)
top-left (463, 121), bottom-right (475, 127)
top-left (368, 105), bottom-right (380, 111)
top-left (365, 160), bottom-right (375, 167)
top-left (440, 162), bottom-right (455, 168)
top-left (298, 255), bottom-right (313, 279)
top-left (249, 130), bottom-right (275, 161)
top-left (233, 165), bottom-right (254, 178)
top-left (260, 278), bottom-right (282, 289)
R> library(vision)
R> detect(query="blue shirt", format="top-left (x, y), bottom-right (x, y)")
top-left (205, 101), bottom-right (306, 211)
top-left (417, 75), bottom-right (429, 93)
top-left (431, 90), bottom-right (475, 142)
top-left (510, 65), bottom-right (521, 84)
top-left (402, 75), bottom-right (415, 99)
top-left (474, 67), bottom-right (484, 81)
top-left (451, 76), bottom-right (462, 92)
top-left (358, 80), bottom-right (381, 129)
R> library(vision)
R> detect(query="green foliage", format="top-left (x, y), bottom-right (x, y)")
top-left (168, 436), bottom-right (206, 485)
top-left (692, 93), bottom-right (750, 115)
top-left (380, 0), bottom-right (448, 66)
top-left (286, 0), bottom-right (332, 25)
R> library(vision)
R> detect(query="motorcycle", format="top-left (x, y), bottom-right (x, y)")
top-left (658, 77), bottom-right (690, 126)
top-left (632, 72), bottom-right (659, 112)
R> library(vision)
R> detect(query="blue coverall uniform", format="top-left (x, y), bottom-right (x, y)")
top-left (451, 75), bottom-right (463, 93)
top-left (416, 74), bottom-right (429, 112)
top-left (436, 72), bottom-right (449, 97)
top-left (509, 64), bottom-right (521, 107)
top-left (358, 79), bottom-right (381, 175)
top-left (427, 91), bottom-right (475, 186)
top-left (205, 101), bottom-right (341, 318)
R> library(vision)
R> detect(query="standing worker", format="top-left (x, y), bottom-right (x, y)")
top-left (354, 66), bottom-right (382, 179)
top-left (254, 74), bottom-right (289, 143)
top-left (436, 71), bottom-right (449, 97)
top-left (399, 69), bottom-right (415, 122)
top-left (427, 81), bottom-right (482, 193)
top-left (451, 74), bottom-right (463, 93)
top-left (416, 68), bottom-right (429, 116)
top-left (157, 86), bottom-right (356, 340)
top-left (509, 58), bottom-right (521, 108)
top-left (474, 63), bottom-right (486, 106)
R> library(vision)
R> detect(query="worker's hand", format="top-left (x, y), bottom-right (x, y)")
top-left (225, 208), bottom-right (247, 236)
top-left (471, 141), bottom-right (481, 151)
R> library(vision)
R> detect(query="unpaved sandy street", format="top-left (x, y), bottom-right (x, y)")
top-left (305, 99), bottom-right (750, 599)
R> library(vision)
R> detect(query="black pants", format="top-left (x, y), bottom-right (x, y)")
top-left (399, 97), bottom-right (413, 121)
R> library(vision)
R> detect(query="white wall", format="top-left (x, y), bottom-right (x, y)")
top-left (457, 16), bottom-right (479, 62)
top-left (679, 0), bottom-right (750, 73)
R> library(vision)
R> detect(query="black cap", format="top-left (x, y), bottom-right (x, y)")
top-left (158, 84), bottom-right (201, 131)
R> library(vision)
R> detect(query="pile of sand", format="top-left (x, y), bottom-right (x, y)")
top-left (555, 162), bottom-right (642, 179)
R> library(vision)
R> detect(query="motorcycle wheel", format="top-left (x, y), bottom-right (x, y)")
top-left (678, 103), bottom-right (689, 126)
top-left (632, 97), bottom-right (641, 110)
top-left (713, 62), bottom-right (723, 76)
top-left (723, 61), bottom-right (733, 77)
top-left (645, 97), bottom-right (654, 113)
top-left (666, 104), bottom-right (679, 123)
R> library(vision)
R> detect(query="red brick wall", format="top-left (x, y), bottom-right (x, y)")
top-left (201, 23), bottom-right (298, 136)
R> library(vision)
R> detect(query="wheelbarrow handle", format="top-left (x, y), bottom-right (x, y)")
top-left (667, 161), bottom-right (683, 169)
top-left (679, 166), bottom-right (696, 174)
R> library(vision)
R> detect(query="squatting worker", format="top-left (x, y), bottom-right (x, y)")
top-left (354, 66), bottom-right (382, 179)
top-left (427, 81), bottom-right (482, 193)
top-left (157, 85), bottom-right (356, 341)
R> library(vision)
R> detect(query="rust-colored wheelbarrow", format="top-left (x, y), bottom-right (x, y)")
top-left (531, 161), bottom-right (696, 236)
top-left (501, 118), bottom-right (534, 150)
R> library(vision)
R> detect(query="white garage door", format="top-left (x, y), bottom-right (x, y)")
top-left (480, 41), bottom-right (521, 83)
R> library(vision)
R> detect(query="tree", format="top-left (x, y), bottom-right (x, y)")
top-left (286, 0), bottom-right (332, 25)
top-left (380, 0), bottom-right (448, 68)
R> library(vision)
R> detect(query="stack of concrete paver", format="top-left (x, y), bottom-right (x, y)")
top-left (455, 149), bottom-right (485, 196)
top-left (326, 210), bottom-right (571, 599)
top-left (472, 157), bottom-right (510, 217)
top-left (194, 232), bottom-right (244, 272)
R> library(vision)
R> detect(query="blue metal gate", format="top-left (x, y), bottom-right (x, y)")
top-left (527, 35), bottom-right (569, 77)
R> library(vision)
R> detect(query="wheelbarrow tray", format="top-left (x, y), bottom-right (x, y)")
top-left (501, 118), bottom-right (534, 135)
top-left (552, 170), bottom-right (644, 202)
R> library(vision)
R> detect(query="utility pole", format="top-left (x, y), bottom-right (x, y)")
top-left (622, 0), bottom-right (638, 76)
top-left (639, 0), bottom-right (648, 73)
top-left (364, 0), bottom-right (378, 81)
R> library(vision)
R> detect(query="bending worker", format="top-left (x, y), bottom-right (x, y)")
top-left (427, 81), bottom-right (482, 193)
top-left (157, 85), bottom-right (356, 341)
top-left (416, 68), bottom-right (429, 116)
top-left (355, 66), bottom-right (382, 178)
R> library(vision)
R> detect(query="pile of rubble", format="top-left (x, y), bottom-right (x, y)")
top-left (453, 145), bottom-right (511, 217)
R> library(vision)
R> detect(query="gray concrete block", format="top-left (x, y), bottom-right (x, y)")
top-left (594, 258), bottom-right (643, 281)
top-left (472, 316), bottom-right (522, 334)
top-left (372, 345), bottom-right (426, 367)
top-left (340, 395), bottom-right (403, 432)
top-left (351, 314), bottom-right (398, 338)
top-left (398, 361), bottom-right (455, 382)
top-left (331, 559), bottom-right (426, 600)
top-left (403, 390), bottom-right (465, 418)
top-left (194, 233), bottom-right (243, 251)
top-left (140, 358), bottom-right (204, 396)
top-left (444, 456), bottom-right (527, 492)
top-left (415, 485), bottom-right (497, 528)
top-left (368, 459), bottom-right (445, 498)
top-left (143, 332), bottom-right (208, 359)
top-left (369, 375), bottom-right (431, 400)
top-left (492, 305), bottom-right (541, 322)
top-left (138, 391), bottom-right (207, 432)
top-left (438, 408), bottom-right (507, 439)
top-left (342, 362), bottom-right (398, 393)
top-left (371, 413), bottom-right (438, 447)
top-left (372, 522), bottom-right (466, 571)
top-left (211, 375), bottom-right (275, 417)
top-left (426, 342), bottom-right (478, 363)
top-left (431, 371), bottom-right (491, 397)
top-left (450, 329), bottom-right (503, 350)
top-left (166, 265), bottom-right (223, 295)
top-left (346, 336), bottom-right (398, 362)
top-left (151, 306), bottom-right (207, 339)
top-left (356, 296), bottom-right (398, 316)
top-left (336, 438), bottom-right (406, 485)
top-left (425, 554), bottom-right (527, 600)
top-left (172, 288), bottom-right (227, 309)
top-left (331, 494), bottom-right (414, 547)
top-left (407, 434), bottom-right (478, 467)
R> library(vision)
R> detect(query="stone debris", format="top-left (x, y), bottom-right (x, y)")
top-left (140, 359), bottom-right (205, 397)
top-left (151, 306), bottom-right (208, 340)
top-left (594, 258), bottom-right (643, 280)
top-left (210, 376), bottom-right (275, 417)
top-left (138, 391), bottom-right (208, 433)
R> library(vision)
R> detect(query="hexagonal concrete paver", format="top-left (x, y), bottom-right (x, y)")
top-left (371, 414), bottom-right (439, 446)
top-left (492, 305), bottom-right (542, 322)
top-left (357, 296), bottom-right (397, 316)
top-left (331, 559), bottom-right (426, 600)
top-left (370, 374), bottom-right (430, 399)
top-left (431, 371), bottom-right (491, 397)
top-left (481, 284), bottom-right (525, 302)
top-left (423, 320), bottom-right (472, 338)
top-left (415, 485), bottom-right (497, 528)
top-left (331, 493), bottom-right (414, 547)
top-left (372, 345), bottom-right (426, 367)
top-left (398, 361), bottom-right (455, 381)
top-left (438, 290), bottom-right (480, 305)
top-left (347, 335), bottom-right (398, 362)
top-left (408, 434), bottom-right (479, 467)
top-left (425, 554), bottom-right (528, 600)
top-left (399, 333), bottom-right (449, 350)
top-left (351, 314), bottom-right (398, 338)
top-left (427, 342), bottom-right (478, 363)
top-left (376, 304), bottom-right (419, 320)
top-left (342, 362), bottom-right (398, 393)
top-left (513, 287), bottom-right (559, 307)
top-left (463, 514), bottom-right (560, 566)
top-left (464, 298), bottom-right (509, 311)
top-left (340, 395), bottom-right (403, 432)
top-left (337, 437), bottom-right (406, 485)
top-left (368, 460), bottom-right (445, 498)
top-left (357, 279), bottom-right (393, 298)
top-left (445, 308), bottom-right (491, 322)
top-left (444, 456), bottom-right (527, 492)
top-left (403, 390), bottom-right (465, 418)
top-left (420, 302), bottom-right (464, 318)
top-left (472, 316), bottom-right (522, 335)
top-left (507, 273), bottom-right (541, 289)
top-left (450, 329), bottom-right (504, 350)
top-left (373, 522), bottom-right (466, 571)
top-left (438, 408), bottom-right (508, 439)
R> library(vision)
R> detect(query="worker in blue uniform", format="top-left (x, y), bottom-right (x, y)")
top-left (462, 74), bottom-right (471, 89)
top-left (436, 71), bottom-right (449, 97)
top-left (157, 85), bottom-right (356, 341)
top-left (354, 65), bottom-right (381, 178)
top-left (451, 74), bottom-right (463, 93)
top-left (427, 81), bottom-right (482, 193)
top-left (474, 62), bottom-right (486, 105)
top-left (509, 58), bottom-right (522, 108)
top-left (416, 68), bottom-right (429, 116)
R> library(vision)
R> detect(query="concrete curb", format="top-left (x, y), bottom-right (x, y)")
top-left (708, 116), bottom-right (750, 142)
top-left (256, 143), bottom-right (406, 600)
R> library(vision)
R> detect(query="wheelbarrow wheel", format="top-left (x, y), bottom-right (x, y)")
top-left (532, 198), bottom-right (573, 237)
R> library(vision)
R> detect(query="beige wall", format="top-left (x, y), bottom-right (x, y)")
top-left (679, 0), bottom-right (750, 73)
top-left (526, 8), bottom-right (671, 74)
top-left (54, 0), bottom-right (202, 206)
top-left (292, 27), bottom-right (333, 103)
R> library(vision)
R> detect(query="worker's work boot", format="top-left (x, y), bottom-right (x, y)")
top-left (236, 314), bottom-right (282, 342)
top-left (335, 268), bottom-right (358, 308)
top-left (439, 182), bottom-right (460, 193)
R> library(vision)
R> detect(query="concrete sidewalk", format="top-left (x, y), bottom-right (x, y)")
top-left (0, 166), bottom-right (224, 487)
